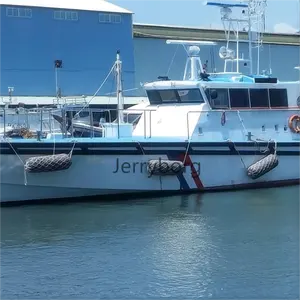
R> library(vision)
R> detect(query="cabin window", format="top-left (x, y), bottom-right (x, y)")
top-left (269, 89), bottom-right (288, 107)
top-left (229, 89), bottom-right (249, 108)
top-left (146, 89), bottom-right (204, 105)
top-left (113, 113), bottom-right (141, 127)
top-left (207, 88), bottom-right (229, 109)
top-left (250, 89), bottom-right (269, 107)
top-left (124, 113), bottom-right (142, 125)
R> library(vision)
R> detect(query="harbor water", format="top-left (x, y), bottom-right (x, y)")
top-left (1, 186), bottom-right (299, 299)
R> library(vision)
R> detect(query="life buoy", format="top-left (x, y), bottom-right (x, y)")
top-left (288, 114), bottom-right (300, 133)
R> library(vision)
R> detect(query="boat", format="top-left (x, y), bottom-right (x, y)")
top-left (0, 0), bottom-right (300, 204)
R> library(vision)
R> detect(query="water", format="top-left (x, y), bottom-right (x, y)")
top-left (1, 186), bottom-right (299, 299)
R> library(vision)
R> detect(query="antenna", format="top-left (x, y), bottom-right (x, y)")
top-left (247, 0), bottom-right (267, 75)
top-left (204, 0), bottom-right (267, 75)
top-left (166, 40), bottom-right (217, 80)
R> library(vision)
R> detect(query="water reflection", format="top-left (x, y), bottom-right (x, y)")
top-left (1, 186), bottom-right (299, 299)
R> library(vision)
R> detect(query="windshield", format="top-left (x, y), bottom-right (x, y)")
top-left (146, 88), bottom-right (204, 105)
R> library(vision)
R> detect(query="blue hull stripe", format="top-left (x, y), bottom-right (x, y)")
top-left (167, 151), bottom-right (190, 191)
top-left (0, 141), bottom-right (299, 156)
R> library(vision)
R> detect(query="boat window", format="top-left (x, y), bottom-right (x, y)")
top-left (147, 90), bottom-right (163, 105)
top-left (146, 89), bottom-right (204, 105)
top-left (78, 111), bottom-right (90, 118)
top-left (269, 89), bottom-right (288, 107)
top-left (159, 90), bottom-right (178, 103)
top-left (124, 113), bottom-right (142, 125)
top-left (250, 89), bottom-right (269, 107)
top-left (229, 89), bottom-right (249, 108)
top-left (178, 89), bottom-right (204, 103)
top-left (207, 88), bottom-right (229, 109)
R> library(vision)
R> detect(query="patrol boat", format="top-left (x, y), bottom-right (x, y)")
top-left (0, 0), bottom-right (299, 204)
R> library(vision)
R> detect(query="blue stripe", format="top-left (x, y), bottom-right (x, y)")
top-left (167, 151), bottom-right (190, 191)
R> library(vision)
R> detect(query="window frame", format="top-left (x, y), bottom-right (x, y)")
top-left (6, 7), bottom-right (32, 18)
top-left (54, 10), bottom-right (78, 21)
top-left (229, 88), bottom-right (250, 108)
top-left (98, 13), bottom-right (122, 24)
top-left (249, 88), bottom-right (270, 108)
top-left (147, 88), bottom-right (205, 105)
top-left (269, 88), bottom-right (288, 108)
top-left (207, 88), bottom-right (230, 109)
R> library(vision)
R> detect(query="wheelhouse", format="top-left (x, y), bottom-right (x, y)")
top-left (143, 79), bottom-right (292, 111)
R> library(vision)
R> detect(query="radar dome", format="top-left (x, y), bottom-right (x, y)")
top-left (188, 46), bottom-right (200, 56)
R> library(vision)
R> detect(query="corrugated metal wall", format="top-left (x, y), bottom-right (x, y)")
top-left (133, 38), bottom-right (300, 96)
top-left (0, 5), bottom-right (135, 96)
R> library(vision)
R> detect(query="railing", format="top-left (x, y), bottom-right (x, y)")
top-left (1, 105), bottom-right (299, 141)
top-left (53, 96), bottom-right (88, 106)
top-left (0, 106), bottom-right (157, 140)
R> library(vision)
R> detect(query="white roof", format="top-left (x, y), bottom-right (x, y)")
top-left (0, 0), bottom-right (132, 14)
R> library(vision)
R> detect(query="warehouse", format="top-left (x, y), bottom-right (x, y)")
top-left (0, 0), bottom-right (135, 97)
top-left (0, 1), bottom-right (299, 106)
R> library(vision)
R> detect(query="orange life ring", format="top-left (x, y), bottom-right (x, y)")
top-left (288, 114), bottom-right (300, 133)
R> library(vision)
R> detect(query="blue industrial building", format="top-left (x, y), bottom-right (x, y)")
top-left (0, 1), bottom-right (299, 102)
top-left (0, 0), bottom-right (135, 97)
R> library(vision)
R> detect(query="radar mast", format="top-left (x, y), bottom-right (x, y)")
top-left (204, 0), bottom-right (267, 75)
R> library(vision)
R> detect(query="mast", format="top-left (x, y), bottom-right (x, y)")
top-left (204, 0), bottom-right (267, 75)
top-left (247, 0), bottom-right (267, 75)
top-left (205, 1), bottom-right (249, 74)
top-left (116, 50), bottom-right (124, 124)
top-left (166, 40), bottom-right (216, 80)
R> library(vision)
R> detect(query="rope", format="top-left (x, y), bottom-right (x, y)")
top-left (237, 110), bottom-right (248, 137)
top-left (167, 44), bottom-right (179, 76)
top-left (73, 62), bottom-right (116, 120)
top-left (69, 140), bottom-right (77, 158)
top-left (57, 59), bottom-right (119, 156)
top-left (183, 139), bottom-right (192, 165)
top-left (136, 141), bottom-right (145, 155)
top-left (227, 139), bottom-right (247, 170)
top-left (53, 131), bottom-right (56, 155)
top-left (4, 58), bottom-right (117, 172)
top-left (4, 137), bottom-right (28, 185)
top-left (273, 139), bottom-right (277, 155)
top-left (236, 111), bottom-right (277, 158)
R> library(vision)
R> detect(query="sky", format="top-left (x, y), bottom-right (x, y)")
top-left (110, 0), bottom-right (300, 34)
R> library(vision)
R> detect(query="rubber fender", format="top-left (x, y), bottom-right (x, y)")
top-left (147, 159), bottom-right (184, 176)
top-left (25, 153), bottom-right (72, 173)
top-left (247, 154), bottom-right (279, 180)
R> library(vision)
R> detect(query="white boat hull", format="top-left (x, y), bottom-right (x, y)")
top-left (1, 146), bottom-right (299, 203)
top-left (0, 183), bottom-right (135, 203)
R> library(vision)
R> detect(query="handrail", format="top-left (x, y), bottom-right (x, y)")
top-left (1, 105), bottom-right (299, 140)
top-left (0, 106), bottom-right (157, 140)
